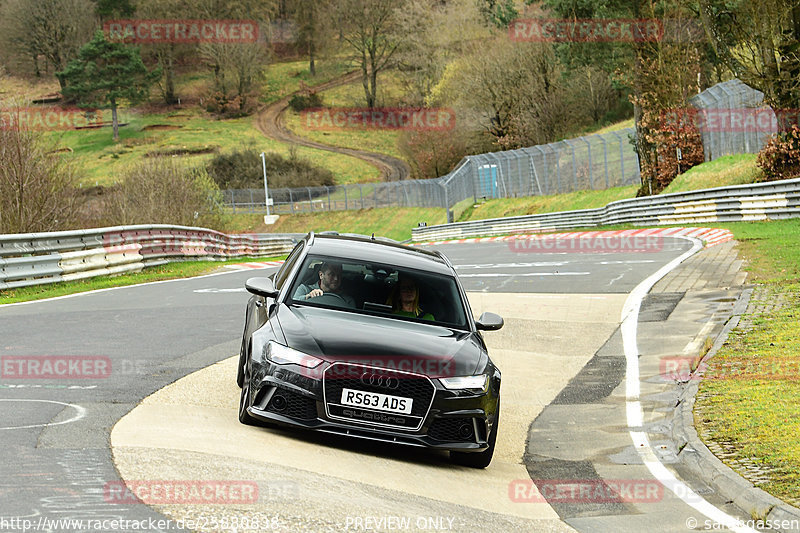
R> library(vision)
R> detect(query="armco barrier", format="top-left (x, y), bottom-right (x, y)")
top-left (0, 224), bottom-right (300, 290)
top-left (412, 177), bottom-right (800, 241)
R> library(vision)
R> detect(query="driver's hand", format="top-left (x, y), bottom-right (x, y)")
top-left (306, 289), bottom-right (323, 299)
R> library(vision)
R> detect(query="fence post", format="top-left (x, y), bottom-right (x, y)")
top-left (288, 188), bottom-right (294, 213)
top-left (564, 139), bottom-right (577, 192)
top-left (611, 131), bottom-right (625, 185)
top-left (580, 136), bottom-right (593, 190)
top-left (327, 186), bottom-right (331, 211)
top-left (344, 186), bottom-right (348, 210)
top-left (600, 135), bottom-right (609, 189)
top-left (307, 187), bottom-right (313, 212)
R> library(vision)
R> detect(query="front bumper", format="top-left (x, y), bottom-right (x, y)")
top-left (245, 359), bottom-right (500, 452)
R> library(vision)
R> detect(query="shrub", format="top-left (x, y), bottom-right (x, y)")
top-left (757, 126), bottom-right (800, 181)
top-left (288, 91), bottom-right (323, 112)
top-left (206, 148), bottom-right (335, 190)
top-left (398, 128), bottom-right (470, 179)
top-left (104, 158), bottom-right (228, 230)
top-left (0, 126), bottom-right (82, 233)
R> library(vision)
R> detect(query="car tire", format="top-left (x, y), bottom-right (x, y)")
top-left (238, 369), bottom-right (259, 426)
top-left (449, 399), bottom-right (499, 469)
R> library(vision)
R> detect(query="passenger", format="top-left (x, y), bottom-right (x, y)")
top-left (388, 275), bottom-right (435, 321)
top-left (294, 262), bottom-right (355, 307)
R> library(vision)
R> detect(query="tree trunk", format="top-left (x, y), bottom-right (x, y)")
top-left (163, 47), bottom-right (177, 105)
top-left (361, 49), bottom-right (373, 108)
top-left (309, 41), bottom-right (316, 77)
top-left (111, 99), bottom-right (119, 142)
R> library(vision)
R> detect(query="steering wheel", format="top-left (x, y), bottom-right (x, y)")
top-left (311, 292), bottom-right (350, 307)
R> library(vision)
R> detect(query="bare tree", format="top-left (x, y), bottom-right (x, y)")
top-left (430, 38), bottom-right (573, 148)
top-left (105, 158), bottom-right (227, 230)
top-left (0, 0), bottom-right (96, 85)
top-left (334, 0), bottom-right (407, 109)
top-left (395, 0), bottom-right (490, 105)
top-left (0, 124), bottom-right (81, 233)
top-left (699, 0), bottom-right (800, 131)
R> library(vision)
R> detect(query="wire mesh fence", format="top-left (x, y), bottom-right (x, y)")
top-left (224, 127), bottom-right (641, 215)
top-left (224, 79), bottom-right (772, 215)
top-left (689, 78), bottom-right (776, 162)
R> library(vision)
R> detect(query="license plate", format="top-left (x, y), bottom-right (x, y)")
top-left (340, 388), bottom-right (413, 415)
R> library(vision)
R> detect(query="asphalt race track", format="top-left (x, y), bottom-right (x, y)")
top-left (0, 236), bottom-right (759, 533)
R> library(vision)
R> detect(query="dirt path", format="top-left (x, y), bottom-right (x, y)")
top-left (254, 71), bottom-right (410, 181)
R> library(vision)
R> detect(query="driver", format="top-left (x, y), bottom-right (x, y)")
top-left (294, 261), bottom-right (355, 307)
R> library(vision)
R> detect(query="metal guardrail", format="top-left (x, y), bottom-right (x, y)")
top-left (0, 224), bottom-right (299, 290)
top-left (411, 178), bottom-right (800, 241)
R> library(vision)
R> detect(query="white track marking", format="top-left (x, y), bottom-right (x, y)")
top-left (0, 263), bottom-right (283, 308)
top-left (0, 399), bottom-right (86, 431)
top-left (620, 236), bottom-right (758, 533)
top-left (458, 272), bottom-right (590, 278)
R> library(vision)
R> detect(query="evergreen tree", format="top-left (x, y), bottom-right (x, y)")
top-left (57, 31), bottom-right (161, 141)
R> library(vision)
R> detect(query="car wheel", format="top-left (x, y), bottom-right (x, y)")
top-left (238, 368), bottom-right (258, 426)
top-left (450, 399), bottom-right (499, 469)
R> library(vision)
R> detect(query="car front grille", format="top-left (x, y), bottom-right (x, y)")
top-left (323, 362), bottom-right (435, 431)
top-left (427, 417), bottom-right (475, 442)
top-left (266, 388), bottom-right (318, 420)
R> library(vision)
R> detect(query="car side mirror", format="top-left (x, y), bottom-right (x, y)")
top-left (245, 277), bottom-right (279, 299)
top-left (476, 312), bottom-right (504, 331)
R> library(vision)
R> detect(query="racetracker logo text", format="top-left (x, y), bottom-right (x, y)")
top-left (104, 20), bottom-right (259, 44)
top-left (509, 479), bottom-right (664, 503)
top-left (660, 107), bottom-right (800, 133)
top-left (103, 480), bottom-right (259, 504)
top-left (509, 235), bottom-right (664, 253)
top-left (301, 108), bottom-right (455, 131)
top-left (509, 18), bottom-right (663, 42)
top-left (0, 108), bottom-right (101, 131)
top-left (1, 356), bottom-right (111, 379)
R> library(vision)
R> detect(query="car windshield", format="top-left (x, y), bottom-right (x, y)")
top-left (287, 255), bottom-right (468, 329)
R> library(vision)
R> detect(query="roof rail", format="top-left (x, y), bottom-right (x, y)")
top-left (432, 249), bottom-right (455, 269)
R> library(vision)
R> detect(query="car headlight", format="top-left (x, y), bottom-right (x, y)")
top-left (265, 341), bottom-right (323, 368)
top-left (439, 374), bottom-right (489, 391)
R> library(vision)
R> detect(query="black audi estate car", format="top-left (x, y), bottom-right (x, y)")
top-left (237, 232), bottom-right (503, 468)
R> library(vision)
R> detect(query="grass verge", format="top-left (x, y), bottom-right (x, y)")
top-left (0, 256), bottom-right (285, 305)
top-left (229, 207), bottom-right (446, 242)
top-left (694, 218), bottom-right (800, 507)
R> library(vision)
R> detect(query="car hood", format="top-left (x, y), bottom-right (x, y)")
top-left (275, 304), bottom-right (485, 378)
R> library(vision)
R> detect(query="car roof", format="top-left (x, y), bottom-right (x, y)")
top-left (305, 234), bottom-right (453, 276)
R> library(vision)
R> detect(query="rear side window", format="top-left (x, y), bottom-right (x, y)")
top-left (275, 242), bottom-right (304, 290)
